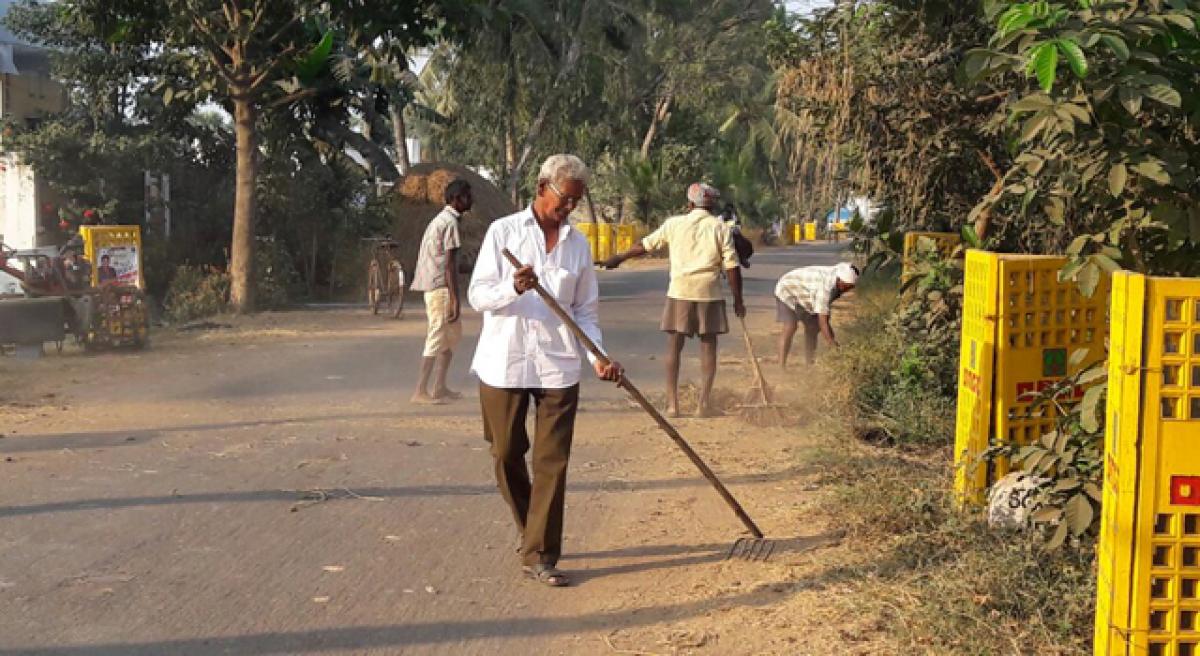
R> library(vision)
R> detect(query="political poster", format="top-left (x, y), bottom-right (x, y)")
top-left (96, 245), bottom-right (139, 287)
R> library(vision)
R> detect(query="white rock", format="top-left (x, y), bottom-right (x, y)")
top-left (987, 472), bottom-right (1048, 530)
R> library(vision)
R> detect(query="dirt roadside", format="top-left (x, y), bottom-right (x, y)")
top-left (0, 245), bottom-right (897, 656)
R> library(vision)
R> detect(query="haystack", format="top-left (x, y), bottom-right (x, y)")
top-left (388, 162), bottom-right (516, 276)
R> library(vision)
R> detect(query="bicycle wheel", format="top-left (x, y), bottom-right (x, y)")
top-left (367, 261), bottom-right (382, 314)
top-left (391, 263), bottom-right (407, 319)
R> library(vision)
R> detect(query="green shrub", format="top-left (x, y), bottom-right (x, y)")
top-left (254, 238), bottom-right (296, 310)
top-left (163, 265), bottom-right (230, 323)
top-left (824, 273), bottom-right (958, 447)
top-left (162, 241), bottom-right (294, 322)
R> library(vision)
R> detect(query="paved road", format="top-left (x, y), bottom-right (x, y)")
top-left (0, 243), bottom-right (846, 655)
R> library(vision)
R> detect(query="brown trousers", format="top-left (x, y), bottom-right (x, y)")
top-left (479, 382), bottom-right (579, 567)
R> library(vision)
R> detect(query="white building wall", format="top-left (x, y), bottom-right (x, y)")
top-left (0, 152), bottom-right (39, 250)
top-left (406, 137), bottom-right (421, 166)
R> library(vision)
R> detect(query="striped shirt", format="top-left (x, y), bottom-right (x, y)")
top-left (411, 207), bottom-right (462, 292)
top-left (775, 266), bottom-right (842, 316)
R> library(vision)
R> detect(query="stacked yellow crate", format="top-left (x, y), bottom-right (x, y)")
top-left (1096, 272), bottom-right (1200, 656)
top-left (953, 251), bottom-right (1110, 505)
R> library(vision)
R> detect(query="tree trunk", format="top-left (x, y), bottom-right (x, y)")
top-left (389, 104), bottom-right (411, 175)
top-left (585, 189), bottom-right (598, 224)
top-left (503, 24), bottom-right (520, 206)
top-left (361, 116), bottom-right (376, 184)
top-left (229, 95), bottom-right (259, 314)
top-left (639, 92), bottom-right (673, 160)
top-left (308, 229), bottom-right (318, 298)
top-left (504, 122), bottom-right (519, 206)
top-left (975, 149), bottom-right (1004, 241)
top-left (624, 91), bottom-right (673, 220)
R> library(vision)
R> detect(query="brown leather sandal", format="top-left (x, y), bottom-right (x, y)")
top-left (522, 563), bottom-right (569, 587)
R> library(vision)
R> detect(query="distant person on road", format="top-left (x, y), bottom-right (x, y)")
top-left (469, 154), bottom-right (623, 588)
top-left (775, 262), bottom-right (859, 368)
top-left (409, 179), bottom-right (473, 404)
top-left (604, 183), bottom-right (744, 418)
top-left (96, 254), bottom-right (118, 285)
top-left (718, 203), bottom-right (741, 233)
top-left (718, 202), bottom-right (753, 268)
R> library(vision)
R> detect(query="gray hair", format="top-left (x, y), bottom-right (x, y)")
top-left (537, 154), bottom-right (590, 187)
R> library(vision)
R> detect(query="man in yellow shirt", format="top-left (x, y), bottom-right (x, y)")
top-left (604, 183), bottom-right (744, 417)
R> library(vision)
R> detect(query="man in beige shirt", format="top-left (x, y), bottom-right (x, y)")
top-left (604, 183), bottom-right (744, 417)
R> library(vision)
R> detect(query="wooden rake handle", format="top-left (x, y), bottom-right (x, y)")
top-left (500, 248), bottom-right (763, 539)
top-left (738, 315), bottom-right (774, 405)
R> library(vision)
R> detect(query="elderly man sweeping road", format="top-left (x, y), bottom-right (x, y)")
top-left (468, 154), bottom-right (623, 588)
top-left (775, 262), bottom-right (859, 368)
top-left (604, 183), bottom-right (744, 418)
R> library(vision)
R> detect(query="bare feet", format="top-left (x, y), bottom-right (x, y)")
top-left (696, 404), bottom-right (725, 418)
top-left (410, 393), bottom-right (447, 405)
top-left (432, 388), bottom-right (463, 401)
top-left (666, 405), bottom-right (681, 419)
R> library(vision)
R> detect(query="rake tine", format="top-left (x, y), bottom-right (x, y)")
top-left (727, 537), bottom-right (775, 562)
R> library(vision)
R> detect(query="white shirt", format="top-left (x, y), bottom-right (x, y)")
top-left (469, 208), bottom-right (605, 389)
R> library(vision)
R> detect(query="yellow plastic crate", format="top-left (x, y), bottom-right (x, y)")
top-left (595, 224), bottom-right (615, 262)
top-left (902, 231), bottom-right (961, 283)
top-left (574, 222), bottom-right (600, 263)
top-left (954, 250), bottom-right (1000, 504)
top-left (78, 225), bottom-right (144, 289)
top-left (615, 224), bottom-right (636, 254)
top-left (953, 251), bottom-right (1110, 505)
top-left (1096, 273), bottom-right (1200, 656)
top-left (804, 222), bottom-right (817, 241)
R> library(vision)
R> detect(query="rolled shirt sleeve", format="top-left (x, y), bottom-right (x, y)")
top-left (468, 221), bottom-right (521, 312)
top-left (443, 220), bottom-right (462, 252)
top-left (641, 219), bottom-right (669, 252)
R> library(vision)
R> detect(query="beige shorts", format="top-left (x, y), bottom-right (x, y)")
top-left (423, 288), bottom-right (462, 357)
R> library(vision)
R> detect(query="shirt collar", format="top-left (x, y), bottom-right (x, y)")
top-left (522, 206), bottom-right (574, 236)
top-left (443, 205), bottom-right (461, 219)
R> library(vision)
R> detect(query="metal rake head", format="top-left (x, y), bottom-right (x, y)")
top-left (736, 404), bottom-right (789, 427)
top-left (727, 537), bottom-right (775, 562)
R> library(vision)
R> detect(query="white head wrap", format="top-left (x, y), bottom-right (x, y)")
top-left (834, 262), bottom-right (859, 285)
